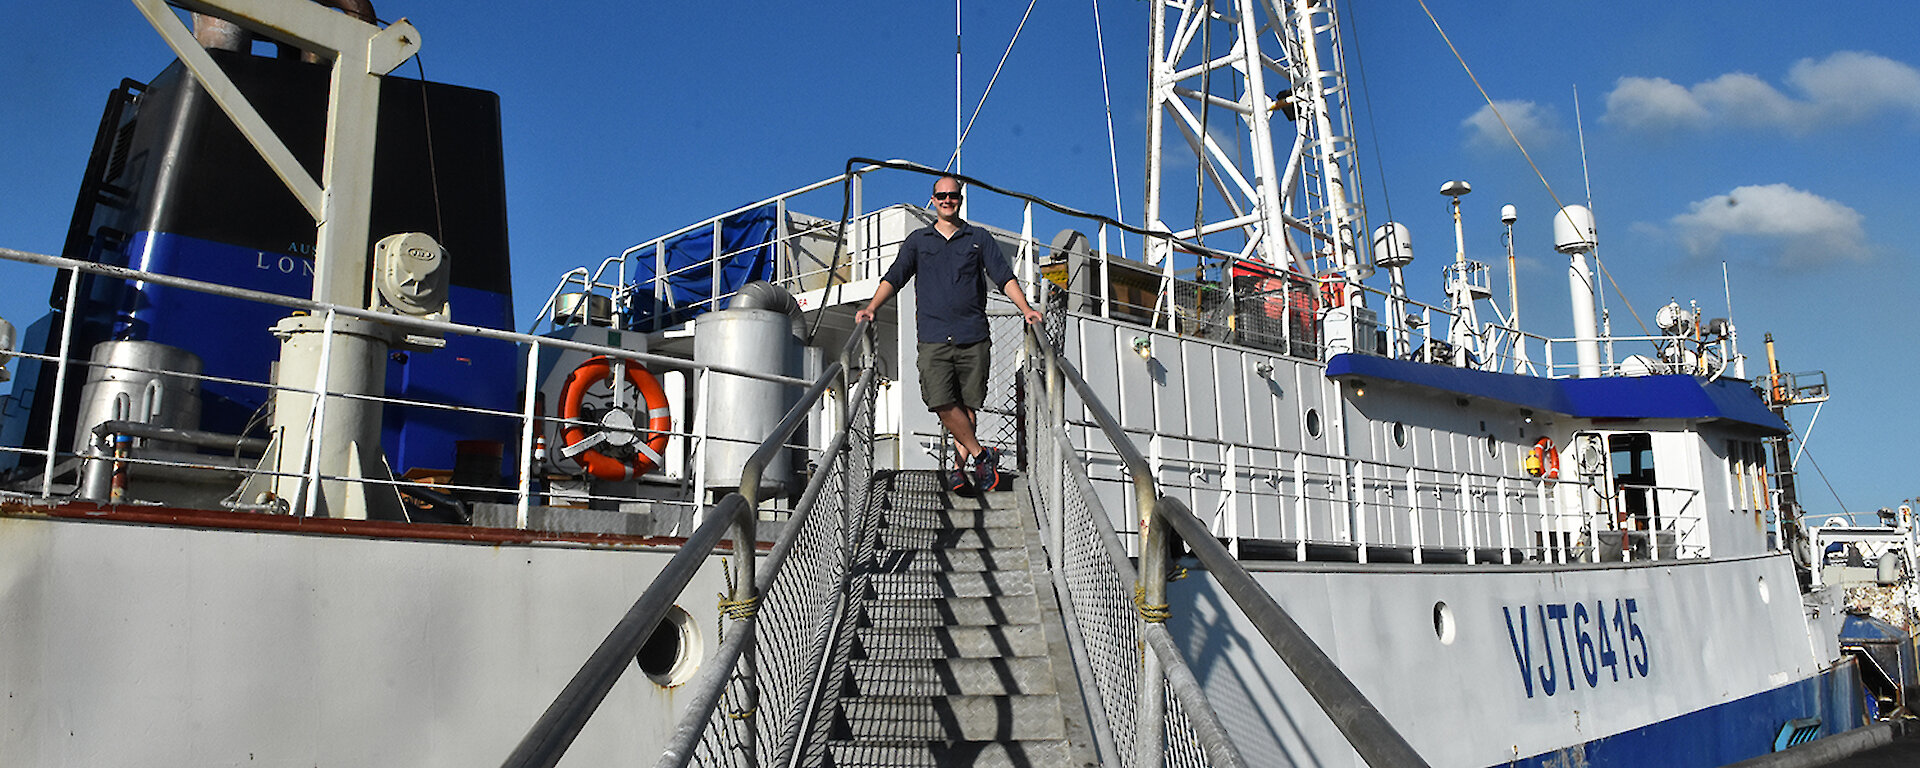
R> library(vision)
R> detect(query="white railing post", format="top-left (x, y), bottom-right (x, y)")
top-left (653, 241), bottom-right (667, 333)
top-left (516, 340), bottom-right (541, 529)
top-left (1225, 446), bottom-right (1240, 556)
top-left (710, 220), bottom-right (723, 312)
top-left (1098, 223), bottom-right (1112, 319)
top-left (1461, 476), bottom-right (1476, 565)
top-left (1021, 201), bottom-right (1037, 299)
top-left (850, 173), bottom-right (866, 278)
top-left (1407, 468), bottom-right (1422, 564)
top-left (1293, 453), bottom-right (1308, 561)
top-left (41, 268), bottom-right (82, 498)
top-left (1498, 477), bottom-right (1513, 565)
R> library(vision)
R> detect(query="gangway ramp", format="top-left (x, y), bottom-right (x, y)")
top-left (827, 470), bottom-right (1099, 767)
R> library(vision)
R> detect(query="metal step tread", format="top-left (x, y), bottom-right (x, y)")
top-left (860, 595), bottom-right (1042, 627)
top-left (866, 569), bottom-right (1034, 599)
top-left (864, 546), bottom-right (1030, 573)
top-left (876, 526), bottom-right (1023, 550)
top-left (853, 623), bottom-right (1050, 660)
top-left (877, 506), bottom-right (1023, 531)
top-left (824, 737), bottom-right (1073, 768)
top-left (847, 656), bottom-right (1058, 697)
top-left (835, 694), bottom-right (1067, 741)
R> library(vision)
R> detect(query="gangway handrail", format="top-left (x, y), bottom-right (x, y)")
top-left (500, 320), bottom-right (875, 768)
top-left (653, 360), bottom-right (881, 768)
top-left (1026, 323), bottom-right (1431, 768)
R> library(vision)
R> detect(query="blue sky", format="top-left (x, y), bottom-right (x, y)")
top-left (2, 1), bottom-right (1915, 518)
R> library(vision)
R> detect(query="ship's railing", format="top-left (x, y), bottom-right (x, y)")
top-left (536, 158), bottom-right (1259, 343)
top-left (0, 246), bottom-right (831, 528)
top-left (504, 322), bottom-right (880, 768)
top-left (539, 159), bottom-right (1744, 390)
top-left (1023, 322), bottom-right (1429, 767)
top-left (1605, 482), bottom-right (1707, 561)
top-left (1066, 427), bottom-right (1712, 565)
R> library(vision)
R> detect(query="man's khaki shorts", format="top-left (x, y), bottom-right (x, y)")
top-left (916, 340), bottom-right (990, 411)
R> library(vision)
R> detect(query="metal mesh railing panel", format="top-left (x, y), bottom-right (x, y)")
top-left (978, 309), bottom-right (1029, 470)
top-left (685, 371), bottom-right (878, 768)
top-left (1023, 356), bottom-right (1219, 765)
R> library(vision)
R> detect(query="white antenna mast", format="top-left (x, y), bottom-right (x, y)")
top-left (954, 0), bottom-right (962, 179)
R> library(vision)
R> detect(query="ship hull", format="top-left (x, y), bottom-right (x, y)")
top-left (0, 505), bottom-right (723, 767)
top-left (1167, 552), bottom-right (1864, 767)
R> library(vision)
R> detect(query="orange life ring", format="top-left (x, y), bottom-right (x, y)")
top-left (1524, 436), bottom-right (1560, 480)
top-left (558, 356), bottom-right (672, 480)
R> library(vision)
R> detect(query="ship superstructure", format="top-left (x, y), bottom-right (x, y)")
top-left (0, 1), bottom-right (1906, 767)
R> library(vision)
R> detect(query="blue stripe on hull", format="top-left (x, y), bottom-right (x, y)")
top-left (1504, 659), bottom-right (1868, 768)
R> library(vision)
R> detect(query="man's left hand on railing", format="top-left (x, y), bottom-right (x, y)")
top-left (1021, 307), bottom-right (1043, 325)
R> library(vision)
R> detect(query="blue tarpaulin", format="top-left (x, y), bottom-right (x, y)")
top-left (626, 203), bottom-right (779, 329)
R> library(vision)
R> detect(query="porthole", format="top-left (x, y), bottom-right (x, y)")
top-left (1433, 602), bottom-right (1457, 644)
top-left (1484, 435), bottom-right (1498, 457)
top-left (1305, 409), bottom-right (1322, 439)
top-left (636, 605), bottom-right (702, 687)
top-left (1392, 422), bottom-right (1407, 448)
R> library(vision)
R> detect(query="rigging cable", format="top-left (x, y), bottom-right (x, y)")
top-left (411, 53), bottom-right (446, 244)
top-left (1794, 441), bottom-right (1853, 519)
top-left (1343, 0), bottom-right (1391, 225)
top-left (1090, 0), bottom-right (1129, 259)
top-left (945, 0), bottom-right (1041, 172)
top-left (1414, 0), bottom-right (1651, 338)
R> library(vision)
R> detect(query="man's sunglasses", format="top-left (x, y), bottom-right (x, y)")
top-left (932, 191), bottom-right (963, 201)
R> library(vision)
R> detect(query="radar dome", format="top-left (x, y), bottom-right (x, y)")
top-left (1552, 205), bottom-right (1597, 254)
top-left (1372, 223), bottom-right (1413, 268)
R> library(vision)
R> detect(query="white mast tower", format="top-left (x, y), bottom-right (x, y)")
top-left (1145, 0), bottom-right (1374, 351)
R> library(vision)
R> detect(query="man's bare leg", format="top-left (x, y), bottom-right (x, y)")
top-left (935, 404), bottom-right (981, 468)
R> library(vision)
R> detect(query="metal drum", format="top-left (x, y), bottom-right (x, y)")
top-left (694, 308), bottom-right (800, 492)
top-left (72, 340), bottom-right (205, 455)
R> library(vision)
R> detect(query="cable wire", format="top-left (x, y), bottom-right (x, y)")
top-left (1414, 0), bottom-right (1650, 337)
top-left (945, 0), bottom-right (1040, 172)
top-left (1090, 0), bottom-right (1129, 259)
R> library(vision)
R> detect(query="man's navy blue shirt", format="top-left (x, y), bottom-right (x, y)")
top-left (881, 220), bottom-right (1015, 344)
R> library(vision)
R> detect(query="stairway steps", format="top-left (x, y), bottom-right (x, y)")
top-left (820, 471), bottom-right (1087, 768)
top-left (834, 694), bottom-right (1066, 742)
top-left (866, 569), bottom-right (1033, 599)
top-left (877, 526), bottom-right (1021, 551)
top-left (847, 657), bottom-right (1058, 697)
top-left (853, 624), bottom-right (1049, 660)
top-left (860, 595), bottom-right (1042, 627)
top-left (824, 737), bottom-right (1071, 768)
top-left (865, 546), bottom-right (1029, 574)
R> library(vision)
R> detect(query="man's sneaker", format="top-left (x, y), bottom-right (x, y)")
top-left (971, 448), bottom-right (1001, 491)
top-left (947, 466), bottom-right (971, 492)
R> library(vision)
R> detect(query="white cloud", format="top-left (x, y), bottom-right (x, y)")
top-left (1603, 51), bottom-right (1920, 134)
top-left (1667, 183), bottom-right (1868, 266)
top-left (1605, 77), bottom-right (1711, 131)
top-left (1461, 100), bottom-right (1556, 149)
top-left (1788, 50), bottom-right (1920, 122)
